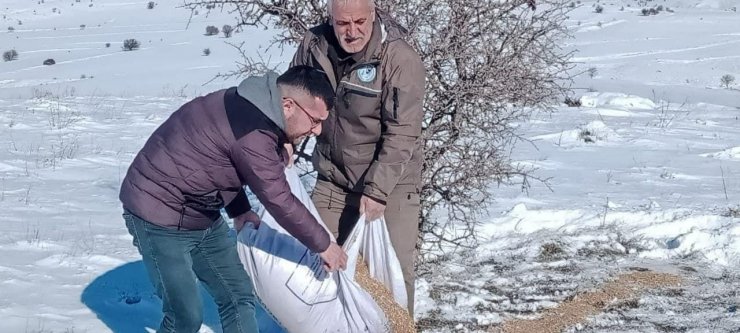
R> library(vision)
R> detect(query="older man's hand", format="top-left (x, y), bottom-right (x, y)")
top-left (360, 195), bottom-right (386, 222)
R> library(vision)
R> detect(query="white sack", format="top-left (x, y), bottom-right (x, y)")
top-left (236, 167), bottom-right (407, 333)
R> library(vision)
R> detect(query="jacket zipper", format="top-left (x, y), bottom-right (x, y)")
top-left (393, 87), bottom-right (399, 119)
top-left (178, 207), bottom-right (185, 230)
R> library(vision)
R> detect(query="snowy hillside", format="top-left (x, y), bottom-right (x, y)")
top-left (0, 0), bottom-right (281, 98)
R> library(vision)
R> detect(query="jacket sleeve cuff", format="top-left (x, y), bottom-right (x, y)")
top-left (308, 231), bottom-right (331, 253)
top-left (362, 185), bottom-right (389, 204)
top-left (225, 190), bottom-right (251, 218)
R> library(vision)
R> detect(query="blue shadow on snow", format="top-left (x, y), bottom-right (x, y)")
top-left (81, 260), bottom-right (285, 333)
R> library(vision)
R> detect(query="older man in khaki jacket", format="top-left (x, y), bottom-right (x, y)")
top-left (290, 0), bottom-right (425, 314)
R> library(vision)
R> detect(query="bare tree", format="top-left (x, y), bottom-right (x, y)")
top-left (588, 67), bottom-right (598, 78)
top-left (182, 0), bottom-right (573, 259)
top-left (3, 49), bottom-right (19, 62)
top-left (720, 74), bottom-right (735, 89)
top-left (222, 24), bottom-right (235, 37)
top-left (122, 39), bottom-right (140, 51)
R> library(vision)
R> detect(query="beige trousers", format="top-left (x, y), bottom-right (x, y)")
top-left (311, 178), bottom-right (420, 314)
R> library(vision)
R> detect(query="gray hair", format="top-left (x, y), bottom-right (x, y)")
top-left (326, 0), bottom-right (375, 18)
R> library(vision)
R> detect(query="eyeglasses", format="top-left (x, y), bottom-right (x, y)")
top-left (288, 98), bottom-right (323, 129)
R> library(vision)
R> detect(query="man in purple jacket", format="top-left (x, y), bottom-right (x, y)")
top-left (119, 66), bottom-right (346, 333)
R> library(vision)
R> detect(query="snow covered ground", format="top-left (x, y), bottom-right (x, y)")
top-left (415, 1), bottom-right (740, 332)
top-left (0, 0), bottom-right (738, 332)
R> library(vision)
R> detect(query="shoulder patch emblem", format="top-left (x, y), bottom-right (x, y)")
top-left (357, 65), bottom-right (377, 83)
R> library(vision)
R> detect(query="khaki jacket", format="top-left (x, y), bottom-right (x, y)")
top-left (291, 14), bottom-right (425, 202)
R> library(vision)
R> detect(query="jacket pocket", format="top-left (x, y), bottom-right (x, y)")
top-left (182, 192), bottom-right (224, 222)
top-left (342, 81), bottom-right (381, 97)
top-left (183, 193), bottom-right (224, 211)
top-left (405, 191), bottom-right (421, 208)
top-left (340, 81), bottom-right (380, 109)
top-left (342, 144), bottom-right (376, 164)
top-left (312, 145), bottom-right (335, 182)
